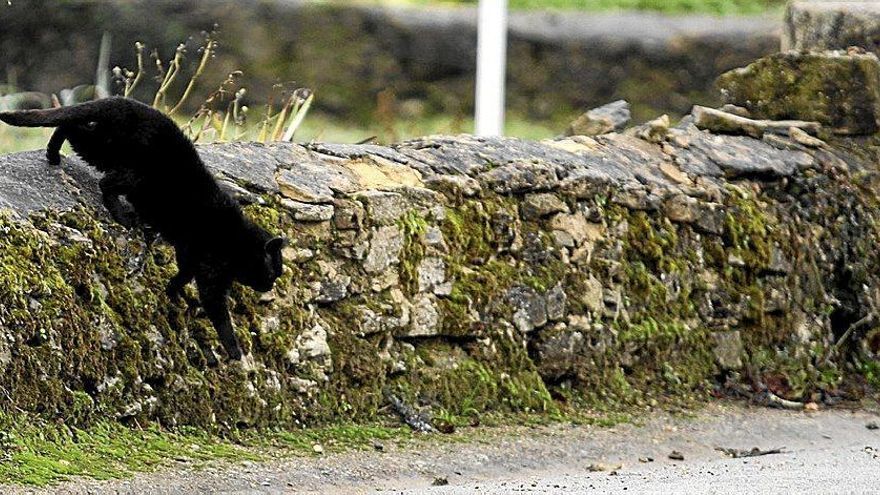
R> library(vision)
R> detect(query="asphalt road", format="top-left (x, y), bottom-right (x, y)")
top-left (11, 403), bottom-right (880, 495)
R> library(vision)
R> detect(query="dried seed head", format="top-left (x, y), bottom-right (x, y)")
top-left (293, 87), bottom-right (312, 101)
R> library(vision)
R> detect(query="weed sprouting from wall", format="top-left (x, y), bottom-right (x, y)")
top-left (109, 29), bottom-right (314, 144)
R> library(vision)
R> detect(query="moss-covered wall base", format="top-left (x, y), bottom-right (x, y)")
top-left (1, 126), bottom-right (879, 430)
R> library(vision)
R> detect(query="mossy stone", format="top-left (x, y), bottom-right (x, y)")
top-left (717, 51), bottom-right (880, 135)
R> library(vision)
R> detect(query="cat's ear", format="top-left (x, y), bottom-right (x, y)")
top-left (265, 237), bottom-right (287, 253)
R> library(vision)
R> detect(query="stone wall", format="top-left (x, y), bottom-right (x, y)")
top-left (2, 105), bottom-right (879, 429)
top-left (0, 1), bottom-right (779, 124)
top-left (784, 1), bottom-right (880, 54)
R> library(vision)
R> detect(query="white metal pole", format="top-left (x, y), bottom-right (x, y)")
top-left (474, 0), bottom-right (508, 137)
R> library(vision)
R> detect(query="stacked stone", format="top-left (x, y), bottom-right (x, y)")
top-left (1, 45), bottom-right (880, 427)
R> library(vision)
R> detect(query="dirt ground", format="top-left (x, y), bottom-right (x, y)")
top-left (9, 402), bottom-right (880, 495)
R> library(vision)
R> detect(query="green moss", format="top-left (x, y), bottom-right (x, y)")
top-left (745, 347), bottom-right (844, 400)
top-left (438, 257), bottom-right (520, 338)
top-left (0, 412), bottom-right (257, 486)
top-left (397, 359), bottom-right (548, 416)
top-left (608, 206), bottom-right (697, 320)
top-left (242, 203), bottom-right (282, 232)
top-left (439, 200), bottom-right (513, 336)
top-left (441, 202), bottom-right (496, 263)
top-left (440, 195), bottom-right (569, 313)
top-left (713, 189), bottom-right (795, 349)
top-left (0, 205), bottom-right (315, 430)
top-left (617, 318), bottom-right (713, 390)
top-left (857, 358), bottom-right (880, 389)
top-left (316, 195), bottom-right (559, 418)
top-left (0, 408), bottom-right (424, 487)
top-left (398, 210), bottom-right (429, 296)
top-left (390, 335), bottom-right (557, 422)
top-left (313, 310), bottom-right (558, 425)
top-left (552, 205), bottom-right (719, 406)
top-left (716, 52), bottom-right (880, 134)
top-left (722, 188), bottom-right (772, 271)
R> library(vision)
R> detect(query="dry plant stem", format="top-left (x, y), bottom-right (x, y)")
top-left (218, 89), bottom-right (246, 142)
top-left (823, 313), bottom-right (877, 366)
top-left (181, 111), bottom-right (199, 135)
top-left (151, 49), bottom-right (165, 90)
top-left (231, 90), bottom-right (246, 139)
top-left (232, 89), bottom-right (245, 124)
top-left (278, 98), bottom-right (302, 141)
top-left (152, 44), bottom-right (185, 109)
top-left (168, 39), bottom-right (214, 116)
top-left (219, 101), bottom-right (234, 141)
top-left (257, 115), bottom-right (271, 142)
top-left (258, 84), bottom-right (286, 142)
top-left (125, 42), bottom-right (146, 97)
top-left (194, 111), bottom-right (212, 141)
top-left (258, 92), bottom-right (277, 142)
top-left (182, 71), bottom-right (240, 140)
top-left (184, 105), bottom-right (211, 141)
top-left (271, 95), bottom-right (294, 141)
top-left (192, 111), bottom-right (214, 142)
top-left (761, 391), bottom-right (804, 410)
top-left (161, 53), bottom-right (183, 105)
top-left (282, 93), bottom-right (313, 142)
top-left (822, 286), bottom-right (880, 366)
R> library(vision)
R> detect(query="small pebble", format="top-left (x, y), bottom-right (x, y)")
top-left (313, 444), bottom-right (324, 454)
top-left (432, 476), bottom-right (449, 486)
top-left (668, 451), bottom-right (685, 461)
top-left (587, 462), bottom-right (622, 472)
top-left (867, 421), bottom-right (879, 430)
